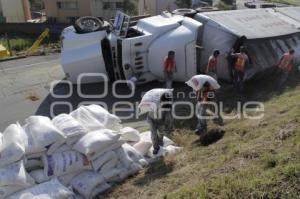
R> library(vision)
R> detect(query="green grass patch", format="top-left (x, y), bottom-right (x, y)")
top-left (0, 37), bottom-right (34, 52)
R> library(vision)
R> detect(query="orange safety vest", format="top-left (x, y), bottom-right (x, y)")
top-left (164, 57), bottom-right (176, 73)
top-left (234, 53), bottom-right (248, 72)
top-left (207, 56), bottom-right (217, 73)
top-left (279, 53), bottom-right (293, 72)
top-left (199, 88), bottom-right (213, 102)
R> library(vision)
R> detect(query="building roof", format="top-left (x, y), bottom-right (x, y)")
top-left (197, 8), bottom-right (300, 39)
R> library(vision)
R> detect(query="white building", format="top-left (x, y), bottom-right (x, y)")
top-left (90, 0), bottom-right (124, 20)
top-left (0, 0), bottom-right (31, 22)
top-left (138, 0), bottom-right (178, 15)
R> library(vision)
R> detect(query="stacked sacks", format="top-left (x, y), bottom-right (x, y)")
top-left (0, 105), bottom-right (181, 199)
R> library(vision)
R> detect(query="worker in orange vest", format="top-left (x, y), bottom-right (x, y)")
top-left (206, 49), bottom-right (220, 80)
top-left (164, 51), bottom-right (177, 88)
top-left (231, 46), bottom-right (249, 95)
top-left (278, 49), bottom-right (295, 88)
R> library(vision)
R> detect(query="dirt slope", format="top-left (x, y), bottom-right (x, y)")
top-left (102, 74), bottom-right (300, 199)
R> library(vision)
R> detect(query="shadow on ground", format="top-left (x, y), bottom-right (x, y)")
top-left (193, 129), bottom-right (225, 147)
top-left (133, 158), bottom-right (174, 187)
top-left (35, 70), bottom-right (300, 126)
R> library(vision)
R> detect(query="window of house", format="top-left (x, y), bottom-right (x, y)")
top-left (116, 2), bottom-right (124, 9)
top-left (103, 2), bottom-right (124, 10)
top-left (57, 1), bottom-right (78, 10)
top-left (103, 2), bottom-right (112, 10)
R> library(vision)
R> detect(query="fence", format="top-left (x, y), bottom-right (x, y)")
top-left (0, 23), bottom-right (71, 38)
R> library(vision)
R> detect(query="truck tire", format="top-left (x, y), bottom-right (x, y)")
top-left (172, 9), bottom-right (197, 17)
top-left (74, 16), bottom-right (104, 33)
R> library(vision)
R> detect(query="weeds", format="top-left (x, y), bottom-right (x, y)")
top-left (0, 37), bottom-right (34, 52)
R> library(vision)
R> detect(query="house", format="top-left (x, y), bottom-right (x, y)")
top-left (138, 0), bottom-right (178, 15)
top-left (0, 0), bottom-right (31, 22)
top-left (44, 0), bottom-right (125, 23)
top-left (30, 0), bottom-right (44, 11)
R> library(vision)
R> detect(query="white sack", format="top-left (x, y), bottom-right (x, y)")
top-left (99, 159), bottom-right (119, 174)
top-left (66, 136), bottom-right (81, 146)
top-left (118, 168), bottom-right (130, 181)
top-left (25, 159), bottom-right (43, 171)
top-left (29, 169), bottom-right (49, 183)
top-left (0, 132), bottom-right (2, 147)
top-left (0, 124), bottom-right (26, 167)
top-left (0, 185), bottom-right (26, 199)
top-left (186, 74), bottom-right (220, 91)
top-left (23, 116), bottom-right (65, 154)
top-left (148, 145), bottom-right (183, 158)
top-left (133, 140), bottom-right (153, 156)
top-left (120, 127), bottom-right (140, 142)
top-left (89, 141), bottom-right (124, 161)
top-left (116, 144), bottom-right (144, 169)
top-left (42, 150), bottom-right (91, 178)
top-left (84, 105), bottom-right (122, 131)
top-left (140, 131), bottom-right (174, 147)
top-left (7, 178), bottom-right (74, 199)
top-left (71, 171), bottom-right (105, 199)
top-left (0, 160), bottom-right (35, 187)
top-left (102, 168), bottom-right (123, 181)
top-left (48, 144), bottom-right (71, 155)
top-left (58, 170), bottom-right (82, 186)
top-left (47, 138), bottom-right (66, 155)
top-left (52, 114), bottom-right (88, 141)
top-left (138, 89), bottom-right (173, 115)
top-left (92, 151), bottom-right (118, 171)
top-left (128, 163), bottom-right (143, 176)
top-left (90, 183), bottom-right (111, 199)
top-left (73, 129), bottom-right (120, 160)
top-left (70, 106), bottom-right (105, 132)
top-left (26, 151), bottom-right (46, 159)
top-left (71, 194), bottom-right (84, 199)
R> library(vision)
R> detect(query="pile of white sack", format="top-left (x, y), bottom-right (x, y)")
top-left (0, 105), bottom-right (182, 199)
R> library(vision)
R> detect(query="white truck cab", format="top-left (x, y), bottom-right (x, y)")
top-left (61, 11), bottom-right (202, 84)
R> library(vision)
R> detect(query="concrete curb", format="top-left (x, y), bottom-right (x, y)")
top-left (0, 55), bottom-right (27, 62)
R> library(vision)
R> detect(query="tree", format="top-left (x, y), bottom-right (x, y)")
top-left (123, 0), bottom-right (138, 16)
top-left (175, 0), bottom-right (191, 8)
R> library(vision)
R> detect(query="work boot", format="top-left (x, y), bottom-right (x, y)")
top-left (213, 117), bottom-right (224, 126)
top-left (195, 127), bottom-right (207, 136)
top-left (153, 147), bottom-right (160, 155)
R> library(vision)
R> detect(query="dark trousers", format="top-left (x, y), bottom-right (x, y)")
top-left (196, 100), bottom-right (223, 133)
top-left (233, 71), bottom-right (244, 94)
top-left (147, 112), bottom-right (172, 151)
top-left (278, 70), bottom-right (289, 89)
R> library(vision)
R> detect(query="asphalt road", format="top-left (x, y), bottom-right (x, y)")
top-left (0, 54), bottom-right (163, 132)
top-left (0, 54), bottom-right (63, 131)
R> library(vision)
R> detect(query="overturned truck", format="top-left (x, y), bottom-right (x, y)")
top-left (61, 7), bottom-right (300, 84)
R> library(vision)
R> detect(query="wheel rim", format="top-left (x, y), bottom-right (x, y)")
top-left (80, 19), bottom-right (100, 31)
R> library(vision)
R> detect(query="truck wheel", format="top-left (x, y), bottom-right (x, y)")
top-left (74, 16), bottom-right (104, 33)
top-left (172, 9), bottom-right (197, 17)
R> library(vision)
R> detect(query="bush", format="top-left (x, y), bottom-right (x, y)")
top-left (216, 0), bottom-right (232, 10)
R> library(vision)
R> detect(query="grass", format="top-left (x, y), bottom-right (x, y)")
top-left (0, 33), bottom-right (60, 54)
top-left (266, 0), bottom-right (300, 6)
top-left (102, 74), bottom-right (300, 199)
top-left (0, 37), bottom-right (34, 52)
